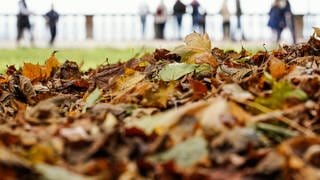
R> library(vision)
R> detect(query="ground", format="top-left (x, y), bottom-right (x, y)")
top-left (0, 40), bottom-right (275, 73)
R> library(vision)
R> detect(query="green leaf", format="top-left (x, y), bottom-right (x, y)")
top-left (255, 72), bottom-right (308, 109)
top-left (257, 123), bottom-right (298, 137)
top-left (159, 63), bottom-right (196, 81)
top-left (82, 88), bottom-right (103, 113)
top-left (148, 136), bottom-right (208, 167)
top-left (195, 64), bottom-right (213, 77)
top-left (36, 164), bottom-right (92, 180)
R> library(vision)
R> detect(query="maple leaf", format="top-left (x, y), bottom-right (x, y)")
top-left (172, 32), bottom-right (218, 67)
top-left (43, 51), bottom-right (60, 79)
top-left (22, 52), bottom-right (59, 82)
top-left (22, 63), bottom-right (42, 82)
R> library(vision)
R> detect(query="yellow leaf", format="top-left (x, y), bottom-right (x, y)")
top-left (313, 27), bottom-right (320, 38)
top-left (172, 32), bottom-right (213, 63)
top-left (22, 52), bottom-right (60, 82)
top-left (44, 53), bottom-right (60, 79)
top-left (125, 68), bottom-right (136, 76)
top-left (22, 63), bottom-right (43, 82)
top-left (144, 82), bottom-right (176, 108)
top-left (185, 32), bottom-right (211, 52)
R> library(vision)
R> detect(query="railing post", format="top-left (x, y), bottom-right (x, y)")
top-left (85, 15), bottom-right (94, 39)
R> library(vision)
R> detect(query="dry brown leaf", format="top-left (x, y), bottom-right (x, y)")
top-left (22, 52), bottom-right (59, 82)
top-left (268, 56), bottom-right (287, 79)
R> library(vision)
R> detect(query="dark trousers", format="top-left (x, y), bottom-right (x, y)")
top-left (17, 15), bottom-right (33, 43)
top-left (155, 23), bottom-right (165, 39)
top-left (222, 21), bottom-right (230, 40)
top-left (49, 25), bottom-right (57, 45)
top-left (276, 28), bottom-right (284, 42)
top-left (235, 15), bottom-right (246, 40)
top-left (175, 14), bottom-right (183, 38)
top-left (140, 16), bottom-right (147, 37)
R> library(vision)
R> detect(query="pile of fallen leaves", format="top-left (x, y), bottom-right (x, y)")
top-left (0, 32), bottom-right (320, 180)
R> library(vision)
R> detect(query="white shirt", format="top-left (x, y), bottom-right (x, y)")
top-left (18, 1), bottom-right (32, 15)
top-left (220, 1), bottom-right (230, 22)
top-left (138, 2), bottom-right (149, 16)
top-left (154, 4), bottom-right (167, 24)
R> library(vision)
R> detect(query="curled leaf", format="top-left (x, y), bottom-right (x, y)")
top-left (268, 56), bottom-right (287, 79)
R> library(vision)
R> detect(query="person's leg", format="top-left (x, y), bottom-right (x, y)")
top-left (50, 26), bottom-right (57, 45)
top-left (237, 15), bottom-right (246, 40)
top-left (192, 15), bottom-right (197, 30)
top-left (226, 21), bottom-right (230, 40)
top-left (17, 26), bottom-right (23, 43)
top-left (159, 23), bottom-right (165, 39)
top-left (276, 28), bottom-right (283, 42)
top-left (154, 23), bottom-right (159, 39)
top-left (141, 16), bottom-right (146, 37)
top-left (177, 15), bottom-right (182, 39)
top-left (290, 17), bottom-right (296, 44)
top-left (202, 15), bottom-right (206, 33)
top-left (16, 17), bottom-right (23, 44)
top-left (26, 25), bottom-right (34, 46)
top-left (223, 22), bottom-right (227, 40)
top-left (237, 15), bottom-right (241, 29)
top-left (223, 21), bottom-right (230, 40)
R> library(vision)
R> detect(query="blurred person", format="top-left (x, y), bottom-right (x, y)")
top-left (17, 0), bottom-right (34, 46)
top-left (220, 0), bottom-right (231, 40)
top-left (173, 0), bottom-right (186, 39)
top-left (154, 0), bottom-right (167, 39)
top-left (199, 11), bottom-right (207, 34)
top-left (268, 0), bottom-right (286, 42)
top-left (138, 1), bottom-right (149, 39)
top-left (45, 4), bottom-right (59, 46)
top-left (191, 0), bottom-right (201, 32)
top-left (233, 0), bottom-right (246, 41)
top-left (283, 0), bottom-right (296, 43)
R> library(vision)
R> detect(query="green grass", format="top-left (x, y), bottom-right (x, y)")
top-left (0, 43), bottom-right (272, 73)
top-left (0, 47), bottom-right (150, 73)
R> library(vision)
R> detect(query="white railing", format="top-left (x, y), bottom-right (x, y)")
top-left (0, 13), bottom-right (318, 42)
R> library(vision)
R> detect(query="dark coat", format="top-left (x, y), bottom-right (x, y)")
top-left (173, 1), bottom-right (186, 16)
top-left (268, 6), bottom-right (286, 30)
top-left (45, 10), bottom-right (59, 27)
top-left (191, 1), bottom-right (200, 16)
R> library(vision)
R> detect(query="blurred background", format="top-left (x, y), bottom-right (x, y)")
top-left (1, 0), bottom-right (320, 45)
top-left (0, 0), bottom-right (319, 71)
